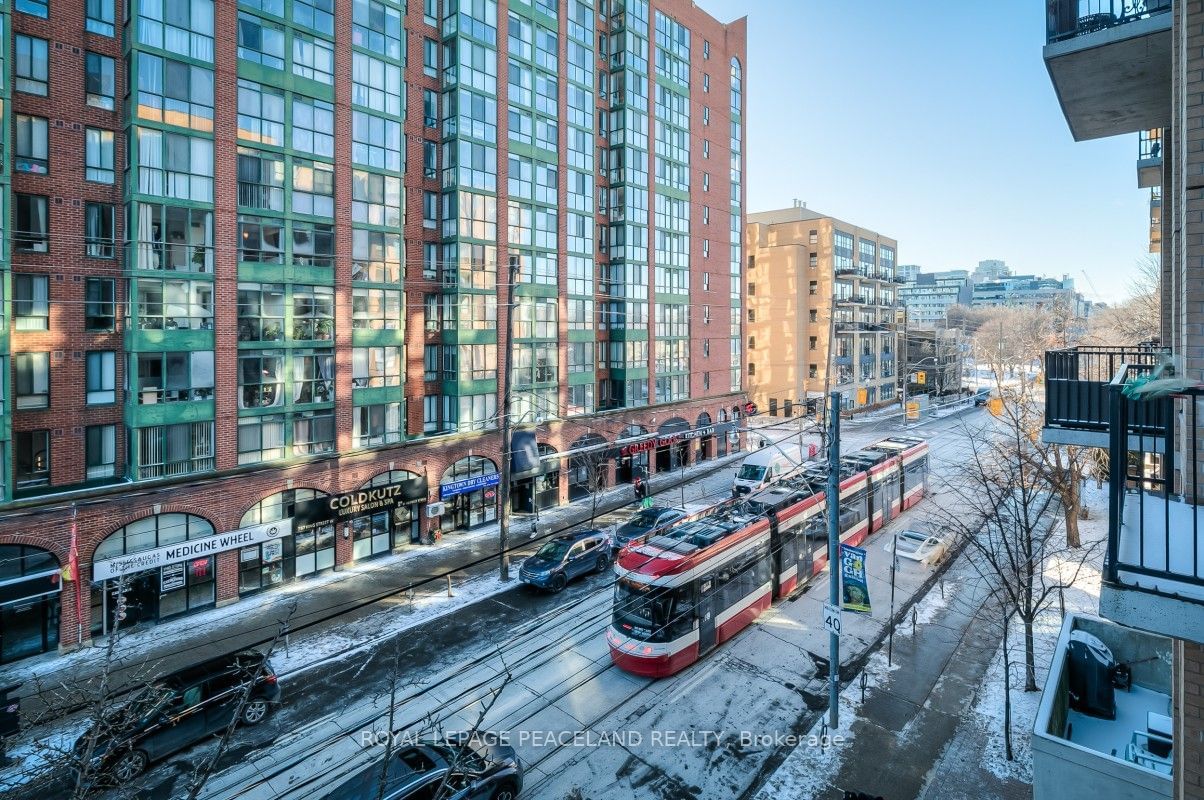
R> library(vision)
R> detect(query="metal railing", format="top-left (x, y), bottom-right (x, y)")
top-left (1107, 383), bottom-right (1204, 594)
top-left (1048, 0), bottom-right (1171, 44)
top-left (1045, 346), bottom-right (1168, 432)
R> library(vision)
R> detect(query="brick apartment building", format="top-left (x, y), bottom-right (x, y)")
top-left (1040, 2), bottom-right (1202, 798)
top-left (0, 0), bottom-right (747, 664)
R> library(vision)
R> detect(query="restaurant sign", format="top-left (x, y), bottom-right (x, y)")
top-left (92, 520), bottom-right (289, 581)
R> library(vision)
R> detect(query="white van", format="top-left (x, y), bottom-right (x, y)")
top-left (732, 440), bottom-right (818, 495)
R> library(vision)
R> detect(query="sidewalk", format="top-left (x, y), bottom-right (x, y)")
top-left (6, 451), bottom-right (744, 717)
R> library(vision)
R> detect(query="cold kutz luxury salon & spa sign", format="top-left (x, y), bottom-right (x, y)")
top-left (292, 478), bottom-right (427, 536)
top-left (92, 520), bottom-right (290, 581)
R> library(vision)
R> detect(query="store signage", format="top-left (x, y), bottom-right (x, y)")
top-left (160, 562), bottom-right (186, 593)
top-left (439, 473), bottom-right (500, 500)
top-left (678, 426), bottom-right (715, 441)
top-left (294, 482), bottom-right (419, 535)
top-left (92, 520), bottom-right (290, 581)
top-left (619, 434), bottom-right (688, 457)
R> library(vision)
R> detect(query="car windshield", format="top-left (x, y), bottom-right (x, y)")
top-left (620, 510), bottom-right (661, 533)
top-left (737, 464), bottom-right (766, 482)
top-left (535, 539), bottom-right (573, 561)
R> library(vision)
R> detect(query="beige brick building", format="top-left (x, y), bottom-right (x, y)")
top-left (744, 205), bottom-right (900, 416)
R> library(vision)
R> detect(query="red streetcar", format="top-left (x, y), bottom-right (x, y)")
top-left (607, 436), bottom-right (929, 678)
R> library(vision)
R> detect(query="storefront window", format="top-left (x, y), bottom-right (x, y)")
top-left (440, 456), bottom-right (499, 532)
top-left (0, 544), bottom-right (61, 664)
top-left (241, 488), bottom-right (333, 582)
top-left (91, 514), bottom-right (216, 634)
top-left (360, 470), bottom-right (425, 546)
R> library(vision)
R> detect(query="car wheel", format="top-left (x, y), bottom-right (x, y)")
top-left (241, 698), bottom-right (271, 725)
top-left (111, 749), bottom-right (149, 782)
top-left (550, 573), bottom-right (567, 593)
top-left (594, 552), bottom-right (611, 573)
top-left (490, 781), bottom-right (519, 800)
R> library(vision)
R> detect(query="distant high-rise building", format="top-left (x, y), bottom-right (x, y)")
top-left (899, 270), bottom-right (972, 327)
top-left (971, 274), bottom-right (1089, 317)
top-left (745, 206), bottom-right (899, 414)
top-left (897, 263), bottom-right (921, 283)
top-left (972, 259), bottom-right (1011, 282)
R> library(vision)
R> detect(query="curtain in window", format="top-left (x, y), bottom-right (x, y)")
top-left (137, 203), bottom-right (157, 269)
top-left (138, 129), bottom-right (164, 195)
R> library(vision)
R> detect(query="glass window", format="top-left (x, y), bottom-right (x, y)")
top-left (352, 288), bottom-right (402, 329)
top-left (85, 203), bottom-right (115, 259)
top-left (352, 0), bottom-right (403, 61)
top-left (238, 353), bottom-right (285, 410)
top-left (424, 37), bottom-right (438, 76)
top-left (14, 275), bottom-right (49, 330)
top-left (136, 0), bottom-right (215, 63)
top-left (15, 115), bottom-right (48, 175)
top-left (15, 36), bottom-right (48, 95)
top-left (237, 79), bottom-right (285, 146)
top-left (237, 215), bottom-right (284, 263)
top-left (292, 96), bottom-right (335, 158)
top-left (135, 128), bottom-right (214, 202)
top-left (292, 220), bottom-right (334, 268)
top-left (352, 229), bottom-right (401, 283)
top-left (86, 278), bottom-right (116, 330)
top-left (292, 159), bottom-right (335, 218)
top-left (352, 346), bottom-right (402, 387)
top-left (352, 52), bottom-right (403, 117)
top-left (135, 53), bottom-right (214, 132)
top-left (351, 110), bottom-right (403, 171)
top-left (135, 423), bottom-right (215, 479)
top-left (292, 285), bottom-right (335, 340)
top-left (15, 430), bottom-right (50, 487)
top-left (293, 32), bottom-right (335, 84)
top-left (86, 52), bottom-right (116, 109)
top-left (237, 415), bottom-right (286, 465)
top-left (238, 12), bottom-right (285, 69)
top-left (133, 203), bottom-right (213, 272)
top-left (86, 425), bottom-right (118, 479)
top-left (86, 0), bottom-right (116, 35)
top-left (352, 403), bottom-right (402, 447)
top-left (351, 170), bottom-right (402, 226)
top-left (293, 350), bottom-right (335, 404)
top-left (15, 353), bottom-right (49, 409)
top-left (423, 191), bottom-right (438, 227)
top-left (237, 148), bottom-right (285, 211)
top-left (135, 278), bottom-right (214, 330)
top-left (86, 129), bottom-right (116, 183)
top-left (423, 88), bottom-right (438, 127)
top-left (236, 283), bottom-right (286, 342)
top-left (295, 0), bottom-right (334, 35)
top-left (86, 352), bottom-right (117, 404)
top-left (16, 0), bottom-right (48, 18)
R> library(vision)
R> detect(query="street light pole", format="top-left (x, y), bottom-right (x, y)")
top-left (498, 255), bottom-right (520, 581)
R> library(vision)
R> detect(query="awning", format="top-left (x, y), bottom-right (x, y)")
top-left (510, 430), bottom-right (542, 478)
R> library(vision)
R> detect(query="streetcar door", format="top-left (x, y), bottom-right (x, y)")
top-left (697, 579), bottom-right (716, 653)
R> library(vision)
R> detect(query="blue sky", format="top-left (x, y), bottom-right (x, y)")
top-left (701, 0), bottom-right (1150, 303)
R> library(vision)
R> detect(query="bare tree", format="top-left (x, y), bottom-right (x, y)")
top-left (932, 402), bottom-right (1101, 693)
top-left (570, 446), bottom-right (613, 527)
top-left (1085, 255), bottom-right (1161, 346)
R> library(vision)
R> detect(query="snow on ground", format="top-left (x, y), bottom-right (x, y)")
top-left (270, 574), bottom-right (509, 674)
top-left (969, 482), bottom-right (1108, 783)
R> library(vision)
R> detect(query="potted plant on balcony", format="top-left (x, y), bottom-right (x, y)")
top-left (313, 319), bottom-right (333, 340)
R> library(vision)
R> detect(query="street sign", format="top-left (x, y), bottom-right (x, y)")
top-left (906, 401), bottom-right (920, 420)
top-left (822, 603), bottom-right (842, 637)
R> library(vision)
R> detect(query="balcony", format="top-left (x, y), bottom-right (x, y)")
top-left (1033, 614), bottom-right (1172, 800)
top-left (1043, 346), bottom-right (1168, 447)
top-left (1102, 383), bottom-right (1204, 643)
top-left (1044, 0), bottom-right (1171, 142)
top-left (1137, 129), bottom-right (1163, 188)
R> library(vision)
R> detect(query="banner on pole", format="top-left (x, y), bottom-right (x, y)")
top-left (839, 544), bottom-right (871, 613)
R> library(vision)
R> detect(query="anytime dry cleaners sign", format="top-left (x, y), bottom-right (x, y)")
top-left (92, 520), bottom-right (290, 581)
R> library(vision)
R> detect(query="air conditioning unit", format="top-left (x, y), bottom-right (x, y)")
top-left (426, 502), bottom-right (446, 518)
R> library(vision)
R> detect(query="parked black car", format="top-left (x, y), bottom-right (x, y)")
top-left (519, 529), bottom-right (612, 592)
top-left (323, 737), bottom-right (522, 800)
top-left (72, 650), bottom-right (282, 782)
top-left (612, 506), bottom-right (686, 552)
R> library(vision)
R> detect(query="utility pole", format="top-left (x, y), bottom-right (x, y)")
top-left (497, 255), bottom-right (520, 581)
top-left (826, 390), bottom-right (841, 728)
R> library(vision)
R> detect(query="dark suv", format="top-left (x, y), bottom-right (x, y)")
top-left (324, 737), bottom-right (522, 800)
top-left (519, 529), bottom-right (612, 592)
top-left (72, 650), bottom-right (282, 782)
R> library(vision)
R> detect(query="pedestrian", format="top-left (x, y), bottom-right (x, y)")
top-left (632, 477), bottom-right (645, 503)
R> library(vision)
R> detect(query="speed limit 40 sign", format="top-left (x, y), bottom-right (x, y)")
top-left (822, 603), bottom-right (842, 637)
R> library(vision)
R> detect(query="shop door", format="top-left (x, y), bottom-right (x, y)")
top-left (511, 479), bottom-right (535, 515)
top-left (394, 503), bottom-right (421, 545)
